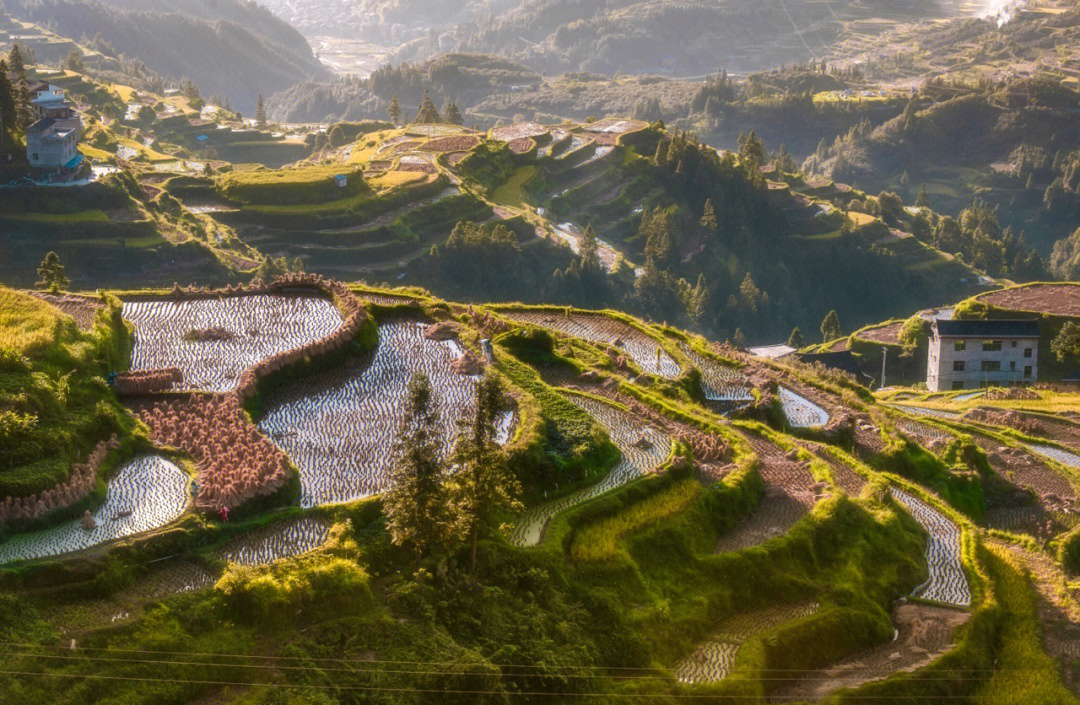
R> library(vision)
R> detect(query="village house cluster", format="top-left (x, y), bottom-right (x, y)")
top-left (24, 81), bottom-right (83, 176)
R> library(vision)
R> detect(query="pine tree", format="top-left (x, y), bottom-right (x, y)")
top-left (820, 310), bottom-right (842, 342)
top-left (733, 328), bottom-right (747, 349)
top-left (255, 94), bottom-right (267, 130)
top-left (36, 252), bottom-right (69, 293)
top-left (915, 184), bottom-right (930, 208)
top-left (387, 94), bottom-right (402, 125)
top-left (13, 79), bottom-right (31, 129)
top-left (443, 100), bottom-right (463, 125)
top-left (7, 43), bottom-right (26, 79)
top-left (689, 274), bottom-right (710, 323)
top-left (450, 373), bottom-right (521, 572)
top-left (384, 373), bottom-right (456, 561)
top-left (580, 224), bottom-right (600, 272)
top-left (653, 137), bottom-right (668, 166)
top-left (787, 327), bottom-right (804, 349)
top-left (699, 198), bottom-right (717, 247)
top-left (417, 90), bottom-right (440, 123)
top-left (0, 60), bottom-right (14, 148)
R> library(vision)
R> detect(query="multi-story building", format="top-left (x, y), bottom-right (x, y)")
top-left (28, 83), bottom-right (75, 121)
top-left (926, 319), bottom-right (1039, 391)
top-left (25, 117), bottom-right (81, 173)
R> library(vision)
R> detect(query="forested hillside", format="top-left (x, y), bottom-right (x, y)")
top-left (3, 0), bottom-right (328, 112)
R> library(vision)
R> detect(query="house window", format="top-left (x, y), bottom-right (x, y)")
top-left (1010, 361), bottom-right (1016, 371)
top-left (952, 381), bottom-right (964, 390)
top-left (1024, 348), bottom-right (1033, 358)
top-left (953, 360), bottom-right (965, 372)
top-left (32, 153), bottom-right (39, 161)
top-left (983, 340), bottom-right (1002, 352)
top-left (1012, 340), bottom-right (1017, 347)
top-left (954, 340), bottom-right (966, 352)
top-left (981, 361), bottom-right (1001, 372)
top-left (1024, 365), bottom-right (1033, 378)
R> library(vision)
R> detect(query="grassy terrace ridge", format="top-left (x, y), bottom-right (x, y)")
top-left (0, 282), bottom-right (1078, 703)
top-left (0, 287), bottom-right (138, 508)
top-left (216, 164), bottom-right (371, 206)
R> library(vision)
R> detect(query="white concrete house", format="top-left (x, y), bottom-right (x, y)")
top-left (926, 319), bottom-right (1039, 391)
top-left (25, 117), bottom-right (81, 173)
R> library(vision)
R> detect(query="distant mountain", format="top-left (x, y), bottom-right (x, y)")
top-left (4, 0), bottom-right (328, 112)
top-left (269, 53), bottom-right (541, 124)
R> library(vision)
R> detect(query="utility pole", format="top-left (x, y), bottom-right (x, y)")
top-left (881, 347), bottom-right (887, 389)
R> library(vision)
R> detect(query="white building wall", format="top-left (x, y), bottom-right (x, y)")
top-left (927, 336), bottom-right (1037, 391)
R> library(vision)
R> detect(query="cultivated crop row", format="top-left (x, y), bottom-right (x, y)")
top-left (498, 309), bottom-right (682, 378)
top-left (679, 343), bottom-right (753, 403)
top-left (0, 456), bottom-right (189, 564)
top-left (257, 320), bottom-right (499, 507)
top-left (217, 516), bottom-right (332, 565)
top-left (124, 293), bottom-right (343, 392)
top-left (674, 602), bottom-right (820, 683)
top-left (779, 387), bottom-right (830, 428)
top-left (714, 435), bottom-right (817, 553)
top-left (891, 489), bottom-right (971, 606)
top-left (510, 394), bottom-right (672, 546)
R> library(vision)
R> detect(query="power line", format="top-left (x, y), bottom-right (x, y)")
top-left (0, 648), bottom-right (1035, 680)
top-left (0, 669), bottom-right (1009, 698)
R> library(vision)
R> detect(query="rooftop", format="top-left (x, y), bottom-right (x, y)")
top-left (933, 319), bottom-right (1040, 338)
top-left (748, 344), bottom-right (797, 359)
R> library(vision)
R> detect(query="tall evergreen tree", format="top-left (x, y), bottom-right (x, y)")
top-left (255, 94), bottom-right (267, 130)
top-left (787, 327), bottom-right (805, 349)
top-left (384, 373), bottom-right (455, 561)
top-left (450, 373), bottom-right (521, 572)
top-left (653, 136), bottom-right (668, 165)
top-left (820, 310), bottom-right (842, 342)
top-left (387, 94), bottom-right (402, 125)
top-left (916, 183), bottom-right (930, 208)
top-left (0, 60), bottom-right (14, 148)
top-left (443, 100), bottom-right (463, 125)
top-left (7, 43), bottom-right (26, 79)
top-left (580, 224), bottom-right (600, 272)
top-left (689, 274), bottom-right (710, 323)
top-left (36, 252), bottom-right (69, 292)
top-left (417, 90), bottom-right (440, 123)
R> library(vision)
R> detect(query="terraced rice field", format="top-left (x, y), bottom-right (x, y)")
top-left (892, 405), bottom-right (962, 421)
top-left (1028, 443), bottom-right (1080, 469)
top-left (780, 387), bottom-right (830, 428)
top-left (714, 436), bottom-right (817, 553)
top-left (771, 602), bottom-right (970, 701)
top-left (898, 420), bottom-right (951, 444)
top-left (510, 394), bottom-right (671, 546)
top-left (28, 292), bottom-right (104, 331)
top-left (257, 320), bottom-right (492, 507)
top-left (673, 602), bottom-right (819, 683)
top-left (217, 515), bottom-right (332, 565)
top-left (124, 294), bottom-right (344, 392)
top-left (891, 489), bottom-right (970, 606)
top-left (679, 344), bottom-right (753, 403)
top-left (497, 310), bottom-right (681, 378)
top-left (0, 456), bottom-right (189, 564)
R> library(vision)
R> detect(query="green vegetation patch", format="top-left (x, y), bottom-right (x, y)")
top-left (217, 164), bottom-right (371, 207)
top-left (0, 290), bottom-right (135, 501)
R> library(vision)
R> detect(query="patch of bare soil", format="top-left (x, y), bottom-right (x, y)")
top-left (714, 435), bottom-right (817, 553)
top-left (29, 292), bottom-right (105, 331)
top-left (978, 284), bottom-right (1080, 317)
top-left (973, 434), bottom-right (1079, 538)
top-left (769, 602), bottom-right (970, 702)
top-left (858, 321), bottom-right (905, 345)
